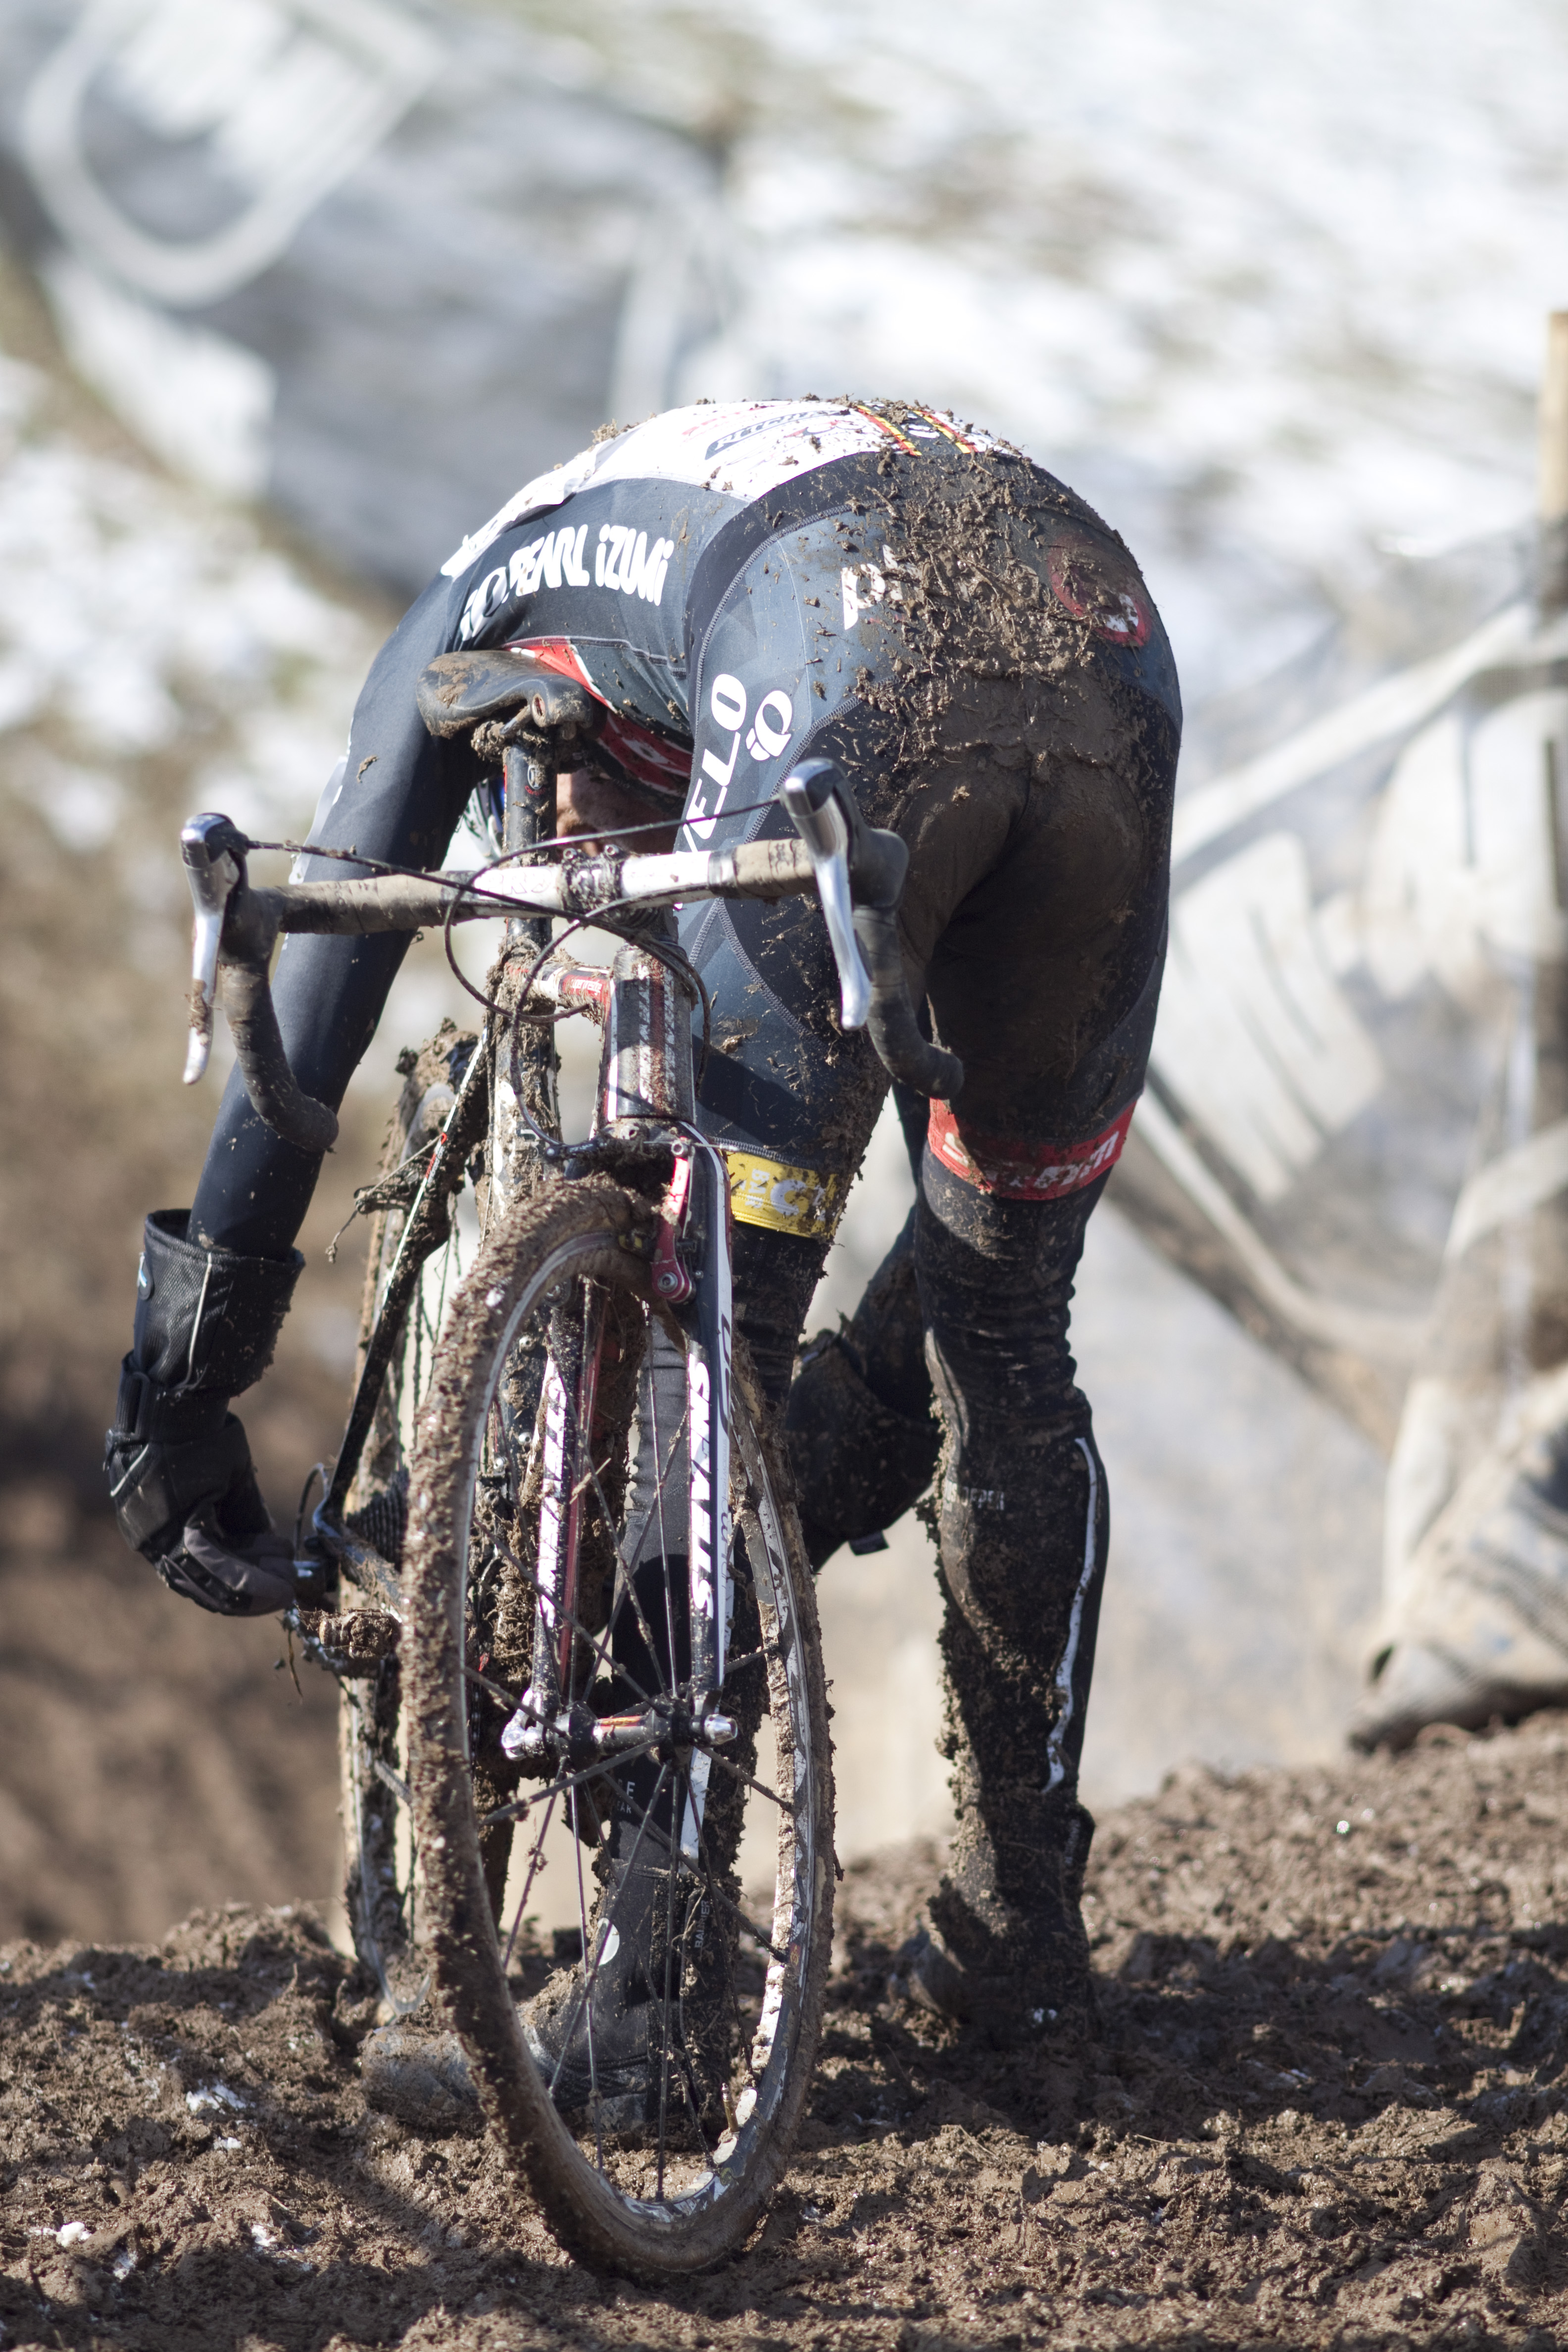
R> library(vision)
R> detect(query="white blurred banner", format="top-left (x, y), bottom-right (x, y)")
top-left (1116, 535), bottom-right (1568, 1462)
top-left (0, 0), bottom-right (730, 585)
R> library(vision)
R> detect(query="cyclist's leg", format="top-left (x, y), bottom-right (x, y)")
top-left (782, 1080), bottom-right (935, 1566)
top-left (679, 477), bottom-right (1177, 2040)
top-left (786, 671), bottom-right (1173, 2030)
top-left (785, 1204), bottom-right (939, 1566)
top-left (909, 1156), bottom-right (1109, 2022)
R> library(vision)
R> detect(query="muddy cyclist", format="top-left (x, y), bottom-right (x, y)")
top-left (106, 396), bottom-right (1179, 2054)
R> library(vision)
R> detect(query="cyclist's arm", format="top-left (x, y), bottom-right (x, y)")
top-left (187, 570), bottom-right (478, 1260)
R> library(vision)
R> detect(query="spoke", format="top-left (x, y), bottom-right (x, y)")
top-left (502, 1783), bottom-right (559, 1971)
top-left (707, 1747), bottom-right (785, 1811)
top-left (464, 1537), bottom-right (647, 1749)
top-left (665, 1755), bottom-right (720, 2176)
top-left (464, 1662), bottom-right (521, 1708)
top-left (527, 1296), bottom-right (694, 1724)
top-left (585, 1448), bottom-right (667, 1705)
top-left (593, 1772), bottom-right (790, 1969)
top-left (693, 1868), bottom-right (790, 1968)
top-left (541, 1762), bottom-right (670, 2104)
top-left (486, 1500), bottom-right (657, 1712)
top-left (477, 1738), bottom-right (659, 1826)
top-left (656, 1754), bottom-right (683, 2195)
top-left (686, 1760), bottom-right (767, 2101)
top-left (372, 1754), bottom-right (410, 1807)
top-left (570, 1782), bottom-right (604, 2172)
top-left (527, 1759), bottom-right (716, 2178)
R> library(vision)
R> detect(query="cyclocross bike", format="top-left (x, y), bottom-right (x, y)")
top-left (175, 645), bottom-right (961, 2275)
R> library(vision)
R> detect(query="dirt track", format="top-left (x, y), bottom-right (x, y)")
top-left (9, 1716), bottom-right (1568, 2349)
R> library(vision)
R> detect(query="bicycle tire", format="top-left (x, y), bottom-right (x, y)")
top-left (403, 1176), bottom-right (835, 2275)
top-left (337, 1022), bottom-right (482, 2007)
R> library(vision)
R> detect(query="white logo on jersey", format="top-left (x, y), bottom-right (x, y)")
top-left (512, 522), bottom-right (591, 597)
top-left (841, 551), bottom-right (900, 629)
top-left (456, 521), bottom-right (675, 642)
top-left (692, 673), bottom-right (746, 835)
top-left (595, 526), bottom-right (674, 601)
top-left (745, 690), bottom-right (794, 761)
top-left (686, 676), bottom-right (797, 839)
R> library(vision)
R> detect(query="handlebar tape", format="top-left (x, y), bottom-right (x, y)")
top-left (218, 888), bottom-right (340, 1158)
top-left (836, 794), bottom-right (965, 1105)
top-left (852, 901), bottom-right (964, 1104)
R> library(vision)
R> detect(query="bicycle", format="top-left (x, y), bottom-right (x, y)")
top-left (175, 644), bottom-right (962, 2275)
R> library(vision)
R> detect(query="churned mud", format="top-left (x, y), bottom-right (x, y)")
top-left (10, 1716), bottom-right (1568, 2348)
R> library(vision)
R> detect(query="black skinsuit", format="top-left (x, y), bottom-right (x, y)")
top-left (176, 398), bottom-right (1180, 2013)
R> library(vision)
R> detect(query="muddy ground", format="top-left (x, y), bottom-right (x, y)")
top-left (9, 1718), bottom-right (1568, 2349)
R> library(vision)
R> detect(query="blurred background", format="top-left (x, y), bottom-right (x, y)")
top-left (0, 0), bottom-right (1562, 1943)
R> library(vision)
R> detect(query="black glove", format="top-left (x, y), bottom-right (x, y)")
top-left (105, 1211), bottom-right (303, 1618)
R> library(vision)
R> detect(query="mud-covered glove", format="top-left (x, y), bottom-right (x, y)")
top-left (104, 1211), bottom-right (302, 1617)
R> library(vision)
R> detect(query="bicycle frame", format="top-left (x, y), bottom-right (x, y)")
top-left (163, 685), bottom-right (983, 2255)
top-left (177, 743), bottom-right (965, 1700)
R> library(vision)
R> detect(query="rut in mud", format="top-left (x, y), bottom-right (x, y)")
top-left (10, 1714), bottom-right (1568, 2348)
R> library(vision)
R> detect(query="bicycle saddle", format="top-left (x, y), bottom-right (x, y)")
top-left (416, 648), bottom-right (600, 740)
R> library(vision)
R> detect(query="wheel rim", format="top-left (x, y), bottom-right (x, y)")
top-left (407, 1215), bottom-right (830, 2246)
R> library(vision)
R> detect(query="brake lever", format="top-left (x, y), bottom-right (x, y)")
top-left (178, 809), bottom-right (339, 1153)
top-left (181, 812), bottom-right (250, 1083)
top-left (781, 763), bottom-right (872, 1029)
top-left (778, 758), bottom-right (963, 1102)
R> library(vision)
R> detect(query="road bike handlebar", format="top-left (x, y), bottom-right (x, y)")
top-left (178, 768), bottom-right (962, 1154)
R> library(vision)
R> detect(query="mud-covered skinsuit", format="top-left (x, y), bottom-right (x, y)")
top-left (106, 399), bottom-right (1179, 2021)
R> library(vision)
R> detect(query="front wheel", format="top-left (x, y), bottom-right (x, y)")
top-left (403, 1177), bottom-right (834, 2275)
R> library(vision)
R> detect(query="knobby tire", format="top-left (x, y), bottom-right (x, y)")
top-left (403, 1176), bottom-right (835, 2276)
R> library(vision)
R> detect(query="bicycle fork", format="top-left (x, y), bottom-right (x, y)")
top-left (503, 936), bottom-right (735, 1863)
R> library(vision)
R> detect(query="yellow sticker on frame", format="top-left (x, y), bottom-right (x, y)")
top-left (725, 1150), bottom-right (843, 1240)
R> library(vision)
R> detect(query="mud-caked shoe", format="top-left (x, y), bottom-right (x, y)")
top-left (523, 1953), bottom-right (656, 2133)
top-left (523, 1844), bottom-right (733, 2135)
top-left (887, 1776), bottom-right (1099, 2038)
top-left (361, 2021), bottom-right (482, 2134)
top-left (891, 1910), bottom-right (1094, 2038)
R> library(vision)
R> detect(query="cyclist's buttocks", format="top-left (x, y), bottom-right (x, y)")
top-left (450, 399), bottom-right (1177, 1218)
top-left (105, 395), bottom-right (1179, 2043)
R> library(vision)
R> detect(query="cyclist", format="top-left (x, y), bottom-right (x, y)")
top-left (105, 398), bottom-right (1178, 2056)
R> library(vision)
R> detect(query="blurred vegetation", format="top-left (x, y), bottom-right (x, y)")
top-left (0, 252), bottom-right (393, 1517)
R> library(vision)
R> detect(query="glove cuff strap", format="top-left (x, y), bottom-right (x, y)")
top-left (111, 1360), bottom-right (230, 1446)
top-left (131, 1210), bottom-right (303, 1401)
